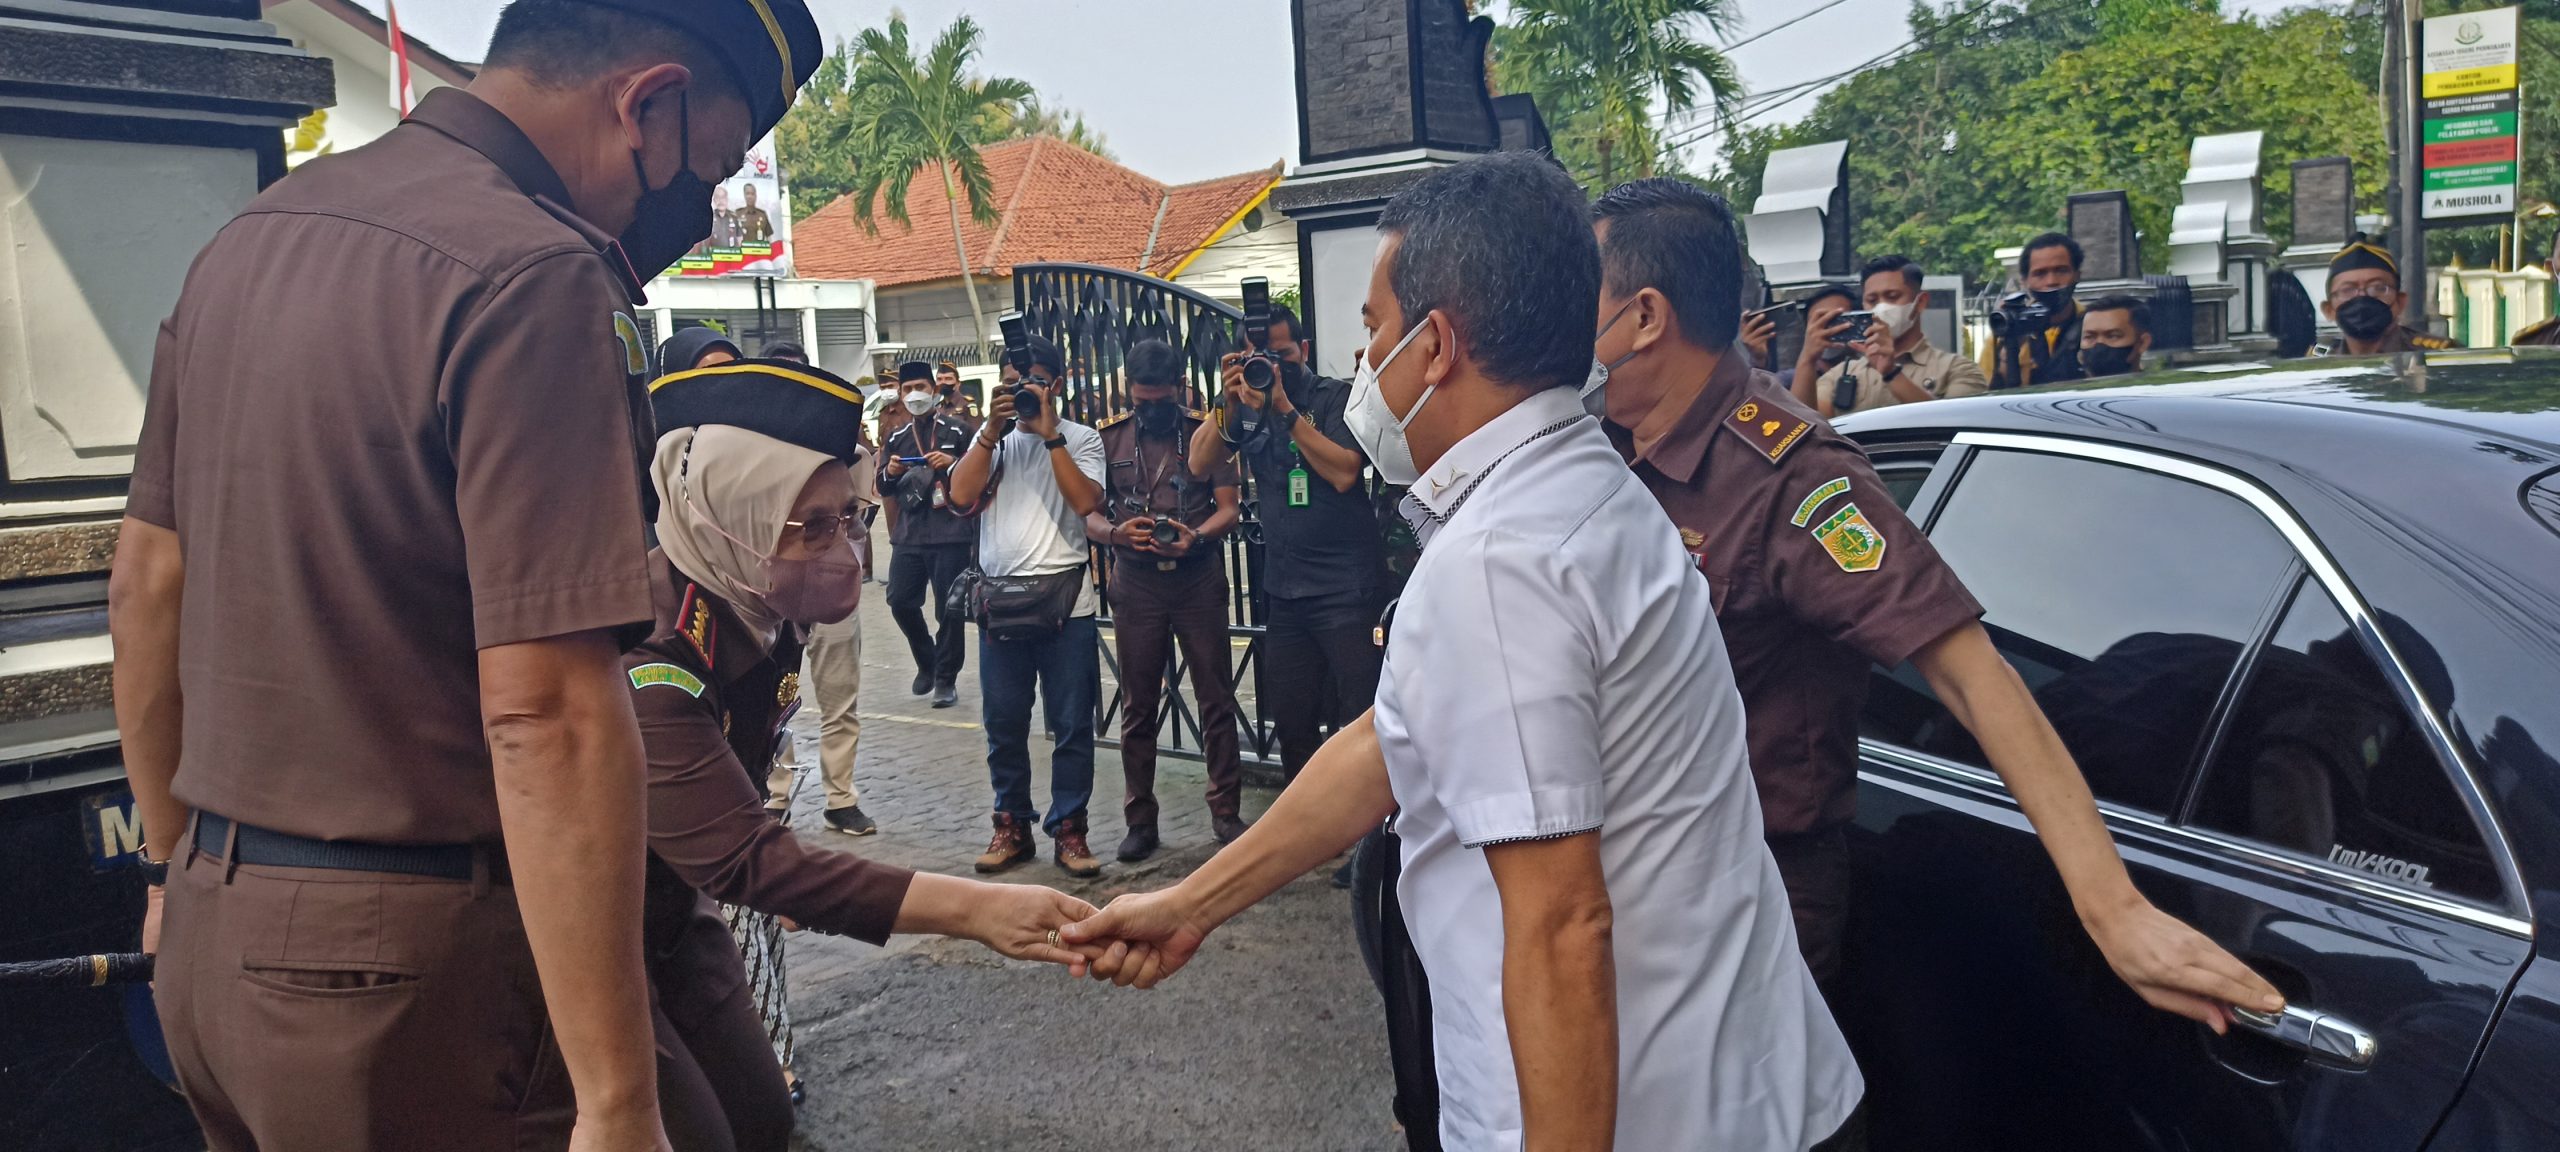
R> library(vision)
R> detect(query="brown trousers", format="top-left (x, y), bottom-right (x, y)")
top-left (1111, 556), bottom-right (1241, 827)
top-left (156, 821), bottom-right (572, 1152)
top-left (651, 894), bottom-right (794, 1152)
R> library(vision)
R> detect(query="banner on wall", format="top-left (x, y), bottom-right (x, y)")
top-left (2419, 6), bottom-right (2521, 221)
top-left (675, 131), bottom-right (792, 278)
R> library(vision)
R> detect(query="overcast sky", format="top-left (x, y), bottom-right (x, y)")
top-left (385, 0), bottom-right (2300, 184)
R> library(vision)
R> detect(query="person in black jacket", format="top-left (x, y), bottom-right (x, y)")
top-left (881, 359), bottom-right (978, 707)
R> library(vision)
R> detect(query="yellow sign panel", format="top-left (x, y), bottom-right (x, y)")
top-left (2423, 63), bottom-right (2519, 100)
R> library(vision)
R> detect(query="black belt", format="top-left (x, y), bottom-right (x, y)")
top-left (195, 812), bottom-right (507, 884)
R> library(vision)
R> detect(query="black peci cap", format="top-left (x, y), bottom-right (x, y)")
top-left (897, 359), bottom-right (936, 384)
top-left (650, 358), bottom-right (868, 462)
top-left (591, 0), bottom-right (823, 140)
top-left (2331, 233), bottom-right (2399, 279)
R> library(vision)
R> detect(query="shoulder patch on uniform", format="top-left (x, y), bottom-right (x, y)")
top-left (1811, 503), bottom-right (1887, 573)
top-left (612, 312), bottom-right (647, 376)
top-left (1724, 399), bottom-right (1810, 465)
top-left (1789, 476), bottom-right (1853, 527)
top-left (1097, 411), bottom-right (1131, 430)
top-left (629, 663), bottom-right (706, 697)
top-left (2411, 333), bottom-right (2457, 350)
top-left (677, 585), bottom-right (717, 667)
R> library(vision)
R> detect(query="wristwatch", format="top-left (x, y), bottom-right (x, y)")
top-left (1273, 406), bottom-right (1302, 435)
top-left (1043, 434), bottom-right (1069, 450)
top-left (138, 856), bottom-right (169, 887)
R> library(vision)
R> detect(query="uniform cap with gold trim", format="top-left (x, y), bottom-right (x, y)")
top-left (651, 358), bottom-right (869, 463)
top-left (588, 0), bottom-right (822, 140)
top-left (2330, 233), bottom-right (2399, 279)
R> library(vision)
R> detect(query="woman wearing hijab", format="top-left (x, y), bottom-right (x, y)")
top-left (636, 365), bottom-right (1096, 1152)
top-left (658, 325), bottom-right (743, 375)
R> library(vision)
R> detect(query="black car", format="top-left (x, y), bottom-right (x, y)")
top-left (1832, 352), bottom-right (2560, 1150)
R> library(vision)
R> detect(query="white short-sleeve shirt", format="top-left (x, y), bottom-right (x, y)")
top-left (1376, 384), bottom-right (1862, 1152)
top-left (976, 420), bottom-right (1105, 617)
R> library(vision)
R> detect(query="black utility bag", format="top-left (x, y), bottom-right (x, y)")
top-left (956, 567), bottom-right (1085, 641)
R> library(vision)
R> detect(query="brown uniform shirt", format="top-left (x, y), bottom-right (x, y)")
top-left (2317, 324), bottom-right (2461, 356)
top-left (627, 555), bottom-right (914, 965)
top-left (1608, 353), bottom-right (1984, 836)
top-left (1097, 409), bottom-right (1238, 566)
top-left (128, 89), bottom-right (658, 843)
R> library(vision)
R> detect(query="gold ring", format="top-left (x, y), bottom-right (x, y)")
top-left (1046, 928), bottom-right (1061, 947)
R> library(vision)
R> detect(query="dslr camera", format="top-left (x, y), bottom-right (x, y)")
top-left (1147, 514), bottom-right (1181, 543)
top-left (996, 311), bottom-right (1042, 421)
top-left (1986, 291), bottom-right (2050, 339)
top-left (1237, 277), bottom-right (1282, 392)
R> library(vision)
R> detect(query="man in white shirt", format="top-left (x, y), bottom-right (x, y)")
top-left (949, 334), bottom-right (1110, 878)
top-left (1064, 151), bottom-right (1863, 1151)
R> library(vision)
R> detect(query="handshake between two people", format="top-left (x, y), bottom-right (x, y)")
top-left (915, 872), bottom-right (1226, 990)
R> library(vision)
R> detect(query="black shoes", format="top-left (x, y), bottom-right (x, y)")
top-left (931, 681), bottom-right (958, 709)
top-left (909, 670), bottom-right (933, 696)
top-left (1212, 814), bottom-right (1250, 846)
top-left (1117, 823), bottom-right (1159, 862)
top-left (822, 805), bottom-right (877, 836)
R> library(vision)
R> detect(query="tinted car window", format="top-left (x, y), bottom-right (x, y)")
top-left (1861, 450), bottom-right (2296, 813)
top-left (2190, 579), bottom-right (2500, 903)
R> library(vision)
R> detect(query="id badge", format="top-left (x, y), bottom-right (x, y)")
top-left (1287, 466), bottom-right (1310, 508)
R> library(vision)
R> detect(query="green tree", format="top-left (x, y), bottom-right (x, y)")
top-left (1711, 1), bottom-right (2387, 286)
top-left (777, 42), bottom-right (857, 221)
top-left (980, 93), bottom-right (1114, 160)
top-left (1492, 0), bottom-right (1743, 189)
top-left (841, 14), bottom-right (1033, 360)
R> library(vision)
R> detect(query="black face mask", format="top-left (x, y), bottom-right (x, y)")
top-left (2335, 295), bottom-right (2397, 341)
top-left (619, 92), bottom-right (716, 281)
top-left (2081, 342), bottom-right (2139, 377)
top-left (1276, 358), bottom-right (1312, 404)
top-left (2032, 287), bottom-right (2076, 318)
top-left (1135, 398), bottom-right (1183, 435)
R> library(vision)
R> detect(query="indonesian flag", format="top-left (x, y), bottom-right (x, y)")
top-left (386, 0), bottom-right (416, 116)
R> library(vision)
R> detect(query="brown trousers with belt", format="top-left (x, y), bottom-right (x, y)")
top-left (650, 892), bottom-right (795, 1152)
top-left (155, 821), bottom-right (573, 1152)
top-left (1111, 555), bottom-right (1242, 827)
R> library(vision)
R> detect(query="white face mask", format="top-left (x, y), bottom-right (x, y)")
top-left (1873, 299), bottom-right (1920, 338)
top-left (1344, 318), bottom-right (1434, 486)
top-left (902, 390), bottom-right (937, 416)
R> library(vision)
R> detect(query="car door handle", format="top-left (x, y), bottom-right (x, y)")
top-left (2231, 1003), bottom-right (2378, 1070)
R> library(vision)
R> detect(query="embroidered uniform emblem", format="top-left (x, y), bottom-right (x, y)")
top-left (678, 587), bottom-right (717, 665)
top-left (777, 671), bottom-right (801, 708)
top-left (1790, 477), bottom-right (1853, 527)
top-left (1679, 527), bottom-right (1705, 550)
top-left (629, 663), bottom-right (706, 697)
top-left (1724, 401), bottom-right (1809, 464)
top-left (613, 312), bottom-right (647, 376)
top-left (1812, 503), bottom-right (1887, 572)
top-left (1736, 401), bottom-right (1760, 422)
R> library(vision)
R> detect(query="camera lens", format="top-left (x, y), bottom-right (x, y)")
top-left (1242, 355), bottom-right (1276, 391)
top-left (1013, 385), bottom-right (1041, 420)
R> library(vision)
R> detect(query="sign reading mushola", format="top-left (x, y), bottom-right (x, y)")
top-left (2419, 6), bottom-right (2521, 221)
top-left (677, 131), bottom-right (792, 278)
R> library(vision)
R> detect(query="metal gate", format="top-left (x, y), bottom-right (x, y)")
top-left (1010, 262), bottom-right (1284, 771)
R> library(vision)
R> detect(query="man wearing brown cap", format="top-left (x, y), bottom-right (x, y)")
top-left (107, 1), bottom-right (820, 1149)
top-left (2318, 235), bottom-right (2458, 356)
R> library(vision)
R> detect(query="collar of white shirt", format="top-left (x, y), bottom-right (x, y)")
top-left (1409, 385), bottom-right (1585, 521)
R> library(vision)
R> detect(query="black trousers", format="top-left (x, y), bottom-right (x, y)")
top-left (1261, 590), bottom-right (1383, 781)
top-left (1111, 557), bottom-right (1241, 827)
top-left (1350, 826), bottom-right (1441, 1152)
top-left (886, 540), bottom-right (973, 686)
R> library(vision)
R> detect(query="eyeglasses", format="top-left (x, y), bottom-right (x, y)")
top-left (2329, 280), bottom-right (2400, 304)
top-left (781, 505), bottom-right (864, 551)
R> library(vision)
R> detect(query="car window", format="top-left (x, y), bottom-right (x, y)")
top-left (2189, 578), bottom-right (2501, 903)
top-left (1871, 460), bottom-right (1932, 511)
top-left (1861, 449), bottom-right (2297, 813)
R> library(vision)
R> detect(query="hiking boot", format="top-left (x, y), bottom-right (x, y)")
top-left (822, 805), bottom-right (877, 837)
top-left (974, 813), bottom-right (1035, 874)
top-left (1117, 823), bottom-right (1160, 863)
top-left (931, 681), bottom-right (959, 709)
top-left (910, 670), bottom-right (933, 696)
top-left (1212, 813), bottom-right (1251, 846)
top-left (1054, 819), bottom-right (1103, 878)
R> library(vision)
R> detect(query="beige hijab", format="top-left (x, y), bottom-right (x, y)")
top-left (652, 424), bottom-right (834, 646)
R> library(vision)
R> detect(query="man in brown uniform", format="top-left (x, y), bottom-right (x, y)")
top-left (105, 2), bottom-right (820, 1149)
top-left (2316, 235), bottom-right (2460, 356)
top-left (1586, 178), bottom-right (2283, 1027)
top-left (1089, 338), bottom-right (1246, 860)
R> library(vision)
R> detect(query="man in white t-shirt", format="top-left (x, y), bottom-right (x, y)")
top-left (1065, 152), bottom-right (1862, 1151)
top-left (949, 334), bottom-right (1109, 878)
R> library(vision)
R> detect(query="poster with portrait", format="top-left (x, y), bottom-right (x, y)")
top-left (675, 130), bottom-right (791, 278)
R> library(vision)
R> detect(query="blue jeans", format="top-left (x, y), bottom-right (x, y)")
top-left (980, 615), bottom-right (1099, 835)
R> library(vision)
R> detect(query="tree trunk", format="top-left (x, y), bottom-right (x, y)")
top-left (942, 158), bottom-right (992, 365)
top-left (1598, 134), bottom-right (1614, 186)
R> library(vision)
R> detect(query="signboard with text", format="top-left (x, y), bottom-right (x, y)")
top-left (675, 130), bottom-right (792, 278)
top-left (2420, 6), bottom-right (2521, 221)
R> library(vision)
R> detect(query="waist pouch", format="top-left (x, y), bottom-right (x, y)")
top-left (975, 567), bottom-right (1086, 641)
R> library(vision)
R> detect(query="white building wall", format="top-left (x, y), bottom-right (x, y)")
top-left (1172, 216), bottom-right (1300, 307)
top-left (873, 281), bottom-right (1011, 356)
top-left (265, 1), bottom-right (462, 156)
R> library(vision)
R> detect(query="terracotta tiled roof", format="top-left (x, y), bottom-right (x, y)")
top-left (793, 137), bottom-right (1281, 288)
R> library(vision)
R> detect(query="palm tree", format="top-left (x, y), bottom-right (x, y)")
top-left (1501, 0), bottom-right (1743, 186)
top-left (982, 93), bottom-right (1115, 160)
top-left (843, 14), bottom-right (1033, 362)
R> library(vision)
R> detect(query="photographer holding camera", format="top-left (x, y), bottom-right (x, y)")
top-left (949, 329), bottom-right (1110, 878)
top-left (1812, 255), bottom-right (1988, 419)
top-left (882, 359), bottom-right (977, 709)
top-left (1783, 283), bottom-right (1859, 406)
top-left (1984, 231), bottom-right (2088, 391)
top-left (1087, 339), bottom-right (1246, 861)
top-left (1189, 284), bottom-right (1389, 795)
